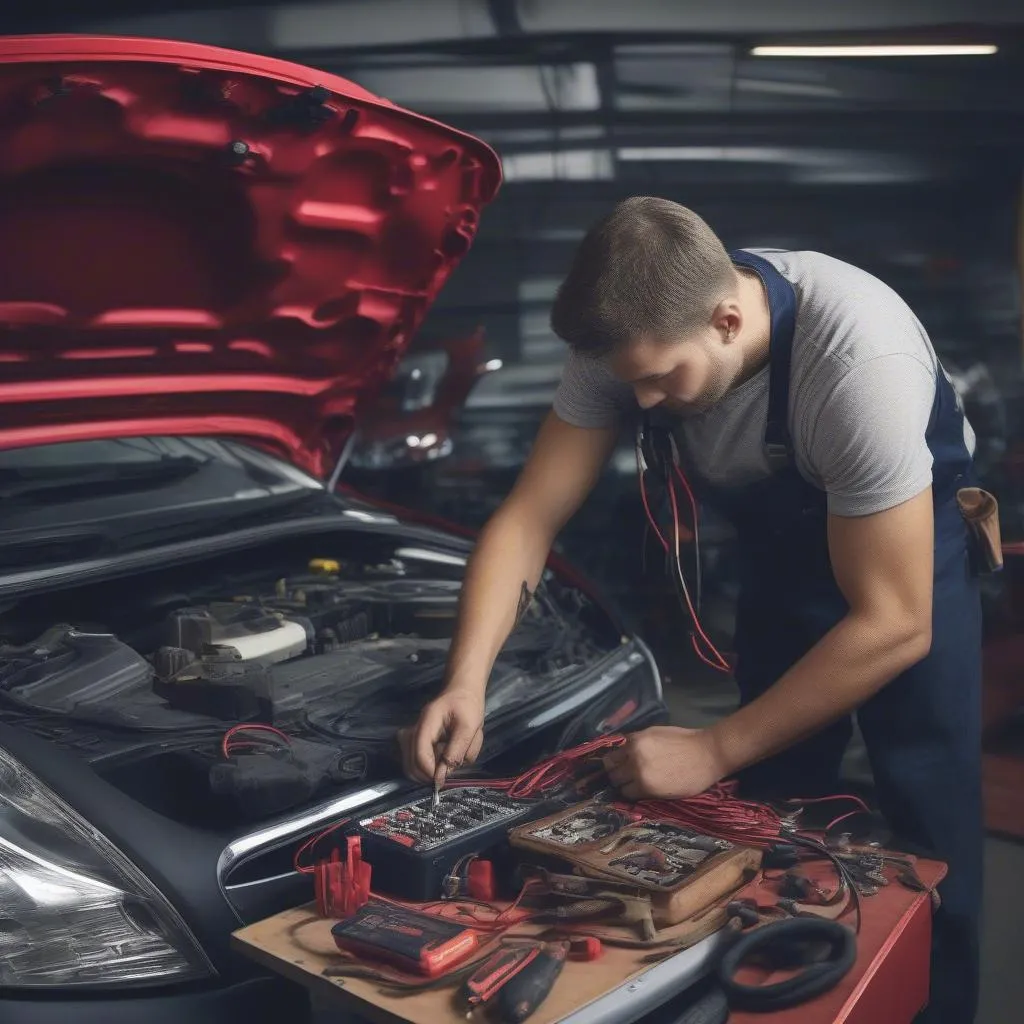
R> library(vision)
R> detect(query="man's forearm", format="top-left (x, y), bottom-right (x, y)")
top-left (706, 611), bottom-right (931, 777)
top-left (443, 505), bottom-right (552, 696)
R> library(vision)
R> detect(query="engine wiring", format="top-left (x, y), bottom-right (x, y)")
top-left (221, 722), bottom-right (293, 760)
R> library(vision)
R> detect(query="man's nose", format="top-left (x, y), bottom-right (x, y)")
top-left (634, 385), bottom-right (664, 410)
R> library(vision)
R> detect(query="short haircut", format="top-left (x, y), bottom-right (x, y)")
top-left (550, 197), bottom-right (737, 357)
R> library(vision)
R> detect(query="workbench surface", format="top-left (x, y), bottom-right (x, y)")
top-left (231, 858), bottom-right (946, 1024)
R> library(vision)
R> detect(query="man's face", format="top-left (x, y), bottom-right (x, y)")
top-left (608, 330), bottom-right (743, 417)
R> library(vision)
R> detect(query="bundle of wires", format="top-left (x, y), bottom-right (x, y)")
top-left (221, 722), bottom-right (292, 759)
top-left (636, 429), bottom-right (731, 674)
top-left (444, 736), bottom-right (789, 847)
top-left (636, 782), bottom-right (785, 848)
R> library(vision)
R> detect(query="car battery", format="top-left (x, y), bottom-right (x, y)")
top-left (351, 787), bottom-right (555, 901)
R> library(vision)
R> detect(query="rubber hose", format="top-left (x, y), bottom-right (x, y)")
top-left (717, 917), bottom-right (857, 1011)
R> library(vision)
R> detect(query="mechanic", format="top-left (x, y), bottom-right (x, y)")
top-left (402, 197), bottom-right (983, 1024)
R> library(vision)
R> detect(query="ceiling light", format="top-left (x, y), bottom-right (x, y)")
top-left (751, 44), bottom-right (997, 57)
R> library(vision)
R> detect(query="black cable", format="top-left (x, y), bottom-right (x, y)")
top-left (782, 832), bottom-right (863, 934)
top-left (717, 917), bottom-right (857, 1012)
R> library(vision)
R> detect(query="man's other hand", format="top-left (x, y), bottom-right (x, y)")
top-left (602, 726), bottom-right (726, 800)
top-left (399, 687), bottom-right (485, 784)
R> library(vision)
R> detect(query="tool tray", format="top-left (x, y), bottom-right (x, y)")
top-left (509, 798), bottom-right (762, 927)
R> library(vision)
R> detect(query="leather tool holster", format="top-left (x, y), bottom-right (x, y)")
top-left (956, 486), bottom-right (1003, 573)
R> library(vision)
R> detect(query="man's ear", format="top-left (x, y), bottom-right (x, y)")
top-left (711, 298), bottom-right (742, 343)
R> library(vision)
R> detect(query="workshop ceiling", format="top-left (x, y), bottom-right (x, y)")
top-left (5, 0), bottom-right (1023, 188)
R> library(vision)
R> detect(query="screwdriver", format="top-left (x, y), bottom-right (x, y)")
top-left (493, 941), bottom-right (567, 1023)
top-left (432, 746), bottom-right (454, 813)
top-left (431, 758), bottom-right (447, 813)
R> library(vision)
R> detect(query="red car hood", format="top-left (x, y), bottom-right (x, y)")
top-left (0, 36), bottom-right (501, 478)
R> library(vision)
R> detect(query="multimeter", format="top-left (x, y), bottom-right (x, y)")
top-left (330, 899), bottom-right (480, 977)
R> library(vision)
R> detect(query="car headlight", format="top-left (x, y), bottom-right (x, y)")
top-left (0, 746), bottom-right (215, 988)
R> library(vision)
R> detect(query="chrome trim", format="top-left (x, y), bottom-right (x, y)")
top-left (631, 633), bottom-right (664, 700)
top-left (525, 648), bottom-right (645, 730)
top-left (394, 546), bottom-right (467, 567)
top-left (558, 931), bottom-right (726, 1024)
top-left (217, 781), bottom-right (403, 884)
top-left (223, 870), bottom-right (296, 893)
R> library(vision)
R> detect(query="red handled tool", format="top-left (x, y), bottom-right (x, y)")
top-left (494, 942), bottom-right (568, 1023)
top-left (462, 941), bottom-right (568, 1021)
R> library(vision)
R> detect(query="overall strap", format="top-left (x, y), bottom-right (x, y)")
top-left (728, 249), bottom-right (798, 468)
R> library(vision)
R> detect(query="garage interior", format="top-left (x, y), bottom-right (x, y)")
top-left (1, 2), bottom-right (1023, 1022)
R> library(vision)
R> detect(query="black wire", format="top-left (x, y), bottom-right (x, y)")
top-left (782, 832), bottom-right (862, 934)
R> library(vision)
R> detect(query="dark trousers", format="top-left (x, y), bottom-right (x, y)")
top-left (732, 511), bottom-right (983, 1024)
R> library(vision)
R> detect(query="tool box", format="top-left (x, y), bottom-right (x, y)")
top-left (349, 786), bottom-right (560, 901)
top-left (509, 798), bottom-right (762, 927)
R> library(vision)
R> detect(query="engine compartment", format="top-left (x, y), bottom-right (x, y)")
top-left (0, 530), bottom-right (618, 827)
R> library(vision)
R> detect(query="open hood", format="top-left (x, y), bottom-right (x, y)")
top-left (0, 36), bottom-right (502, 478)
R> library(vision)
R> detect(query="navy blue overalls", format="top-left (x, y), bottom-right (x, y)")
top-left (685, 250), bottom-right (983, 1023)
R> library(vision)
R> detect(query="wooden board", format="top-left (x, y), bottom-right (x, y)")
top-left (232, 860), bottom-right (947, 1024)
top-left (231, 896), bottom-right (731, 1024)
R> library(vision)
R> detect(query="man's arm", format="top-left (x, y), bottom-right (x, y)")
top-left (408, 412), bottom-right (619, 780)
top-left (705, 490), bottom-right (934, 775)
top-left (441, 411), bottom-right (619, 694)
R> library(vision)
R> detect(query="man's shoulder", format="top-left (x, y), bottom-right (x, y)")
top-left (763, 250), bottom-right (933, 368)
top-left (752, 248), bottom-right (889, 295)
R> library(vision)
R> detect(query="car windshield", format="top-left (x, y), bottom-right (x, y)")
top-left (0, 437), bottom-right (330, 562)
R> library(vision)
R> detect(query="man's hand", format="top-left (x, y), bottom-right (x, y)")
top-left (601, 726), bottom-right (726, 800)
top-left (399, 687), bottom-right (485, 784)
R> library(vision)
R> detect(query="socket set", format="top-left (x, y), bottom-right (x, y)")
top-left (351, 787), bottom-right (554, 901)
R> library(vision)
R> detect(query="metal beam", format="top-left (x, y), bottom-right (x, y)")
top-left (516, 0), bottom-right (1024, 34)
top-left (445, 109), bottom-right (1024, 152)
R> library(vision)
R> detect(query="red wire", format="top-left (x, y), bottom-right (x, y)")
top-left (222, 723), bottom-right (292, 760)
top-left (824, 809), bottom-right (863, 833)
top-left (670, 463), bottom-right (727, 671)
top-left (294, 818), bottom-right (351, 874)
top-left (638, 455), bottom-right (730, 674)
top-left (639, 471), bottom-right (669, 551)
top-left (666, 476), bottom-right (730, 673)
top-left (672, 463), bottom-right (699, 521)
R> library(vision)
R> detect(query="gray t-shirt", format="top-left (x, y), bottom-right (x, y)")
top-left (552, 248), bottom-right (975, 518)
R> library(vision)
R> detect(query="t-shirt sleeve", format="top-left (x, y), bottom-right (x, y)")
top-left (552, 349), bottom-right (634, 429)
top-left (804, 353), bottom-right (937, 518)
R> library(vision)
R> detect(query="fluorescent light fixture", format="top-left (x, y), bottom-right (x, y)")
top-left (751, 44), bottom-right (997, 57)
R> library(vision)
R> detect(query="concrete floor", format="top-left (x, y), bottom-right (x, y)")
top-left (659, 666), bottom-right (1024, 1024)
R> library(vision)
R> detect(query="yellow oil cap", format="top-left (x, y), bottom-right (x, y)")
top-left (308, 558), bottom-right (340, 575)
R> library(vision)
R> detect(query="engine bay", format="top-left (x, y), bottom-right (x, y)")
top-left (0, 532), bottom-right (620, 826)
